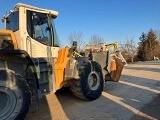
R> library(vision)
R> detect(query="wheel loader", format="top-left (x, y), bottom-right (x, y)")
top-left (0, 3), bottom-right (125, 120)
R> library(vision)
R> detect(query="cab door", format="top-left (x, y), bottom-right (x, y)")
top-left (26, 10), bottom-right (56, 95)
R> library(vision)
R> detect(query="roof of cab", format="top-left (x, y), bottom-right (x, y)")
top-left (14, 3), bottom-right (58, 18)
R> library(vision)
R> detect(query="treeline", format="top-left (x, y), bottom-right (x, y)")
top-left (121, 29), bottom-right (160, 62)
top-left (64, 29), bottom-right (160, 62)
top-left (137, 29), bottom-right (160, 61)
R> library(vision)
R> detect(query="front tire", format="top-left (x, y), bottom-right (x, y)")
top-left (71, 61), bottom-right (104, 101)
top-left (0, 69), bottom-right (31, 120)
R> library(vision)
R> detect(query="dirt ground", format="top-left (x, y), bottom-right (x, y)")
top-left (131, 94), bottom-right (160, 120)
top-left (26, 61), bottom-right (160, 120)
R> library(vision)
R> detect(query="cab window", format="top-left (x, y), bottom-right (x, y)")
top-left (6, 11), bottom-right (19, 31)
top-left (27, 10), bottom-right (51, 46)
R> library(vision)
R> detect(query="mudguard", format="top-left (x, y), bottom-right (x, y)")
top-left (0, 49), bottom-right (39, 97)
top-left (64, 57), bottom-right (89, 80)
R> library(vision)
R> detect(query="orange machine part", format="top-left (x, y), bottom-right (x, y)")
top-left (110, 57), bottom-right (124, 81)
top-left (54, 47), bottom-right (70, 90)
top-left (110, 58), bottom-right (117, 80)
top-left (0, 29), bottom-right (18, 49)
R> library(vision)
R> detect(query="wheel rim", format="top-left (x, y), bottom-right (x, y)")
top-left (0, 92), bottom-right (9, 111)
top-left (88, 71), bottom-right (100, 90)
top-left (0, 87), bottom-right (16, 119)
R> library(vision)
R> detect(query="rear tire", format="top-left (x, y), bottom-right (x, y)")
top-left (70, 61), bottom-right (104, 101)
top-left (0, 69), bottom-right (31, 120)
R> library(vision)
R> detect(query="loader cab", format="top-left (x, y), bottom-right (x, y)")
top-left (3, 3), bottom-right (59, 58)
top-left (2, 3), bottom-right (61, 95)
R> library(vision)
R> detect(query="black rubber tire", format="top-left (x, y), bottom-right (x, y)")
top-left (0, 69), bottom-right (31, 120)
top-left (70, 61), bottom-right (104, 101)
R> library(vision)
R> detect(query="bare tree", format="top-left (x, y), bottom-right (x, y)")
top-left (68, 31), bottom-right (85, 51)
top-left (89, 34), bottom-right (104, 45)
top-left (120, 37), bottom-right (137, 63)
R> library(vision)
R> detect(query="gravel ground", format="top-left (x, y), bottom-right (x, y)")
top-left (26, 61), bottom-right (160, 120)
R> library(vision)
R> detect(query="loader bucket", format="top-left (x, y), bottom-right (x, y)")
top-left (109, 55), bottom-right (125, 81)
top-left (92, 51), bottom-right (125, 82)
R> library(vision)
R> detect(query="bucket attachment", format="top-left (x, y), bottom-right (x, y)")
top-left (109, 55), bottom-right (125, 81)
top-left (91, 51), bottom-right (125, 82)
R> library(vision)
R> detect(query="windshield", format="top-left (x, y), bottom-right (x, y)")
top-left (6, 11), bottom-right (19, 31)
